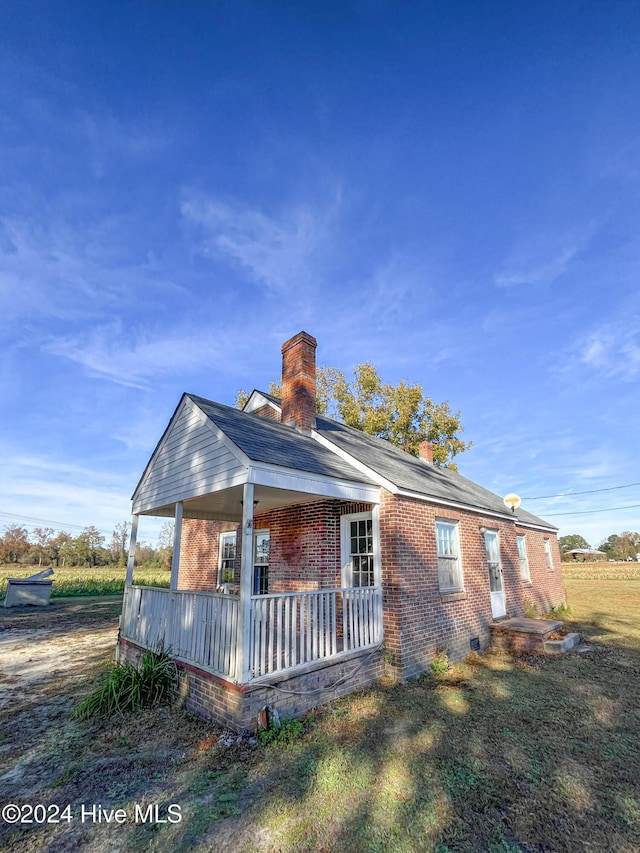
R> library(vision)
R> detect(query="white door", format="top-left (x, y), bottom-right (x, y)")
top-left (484, 531), bottom-right (506, 618)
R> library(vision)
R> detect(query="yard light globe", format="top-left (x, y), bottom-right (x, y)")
top-left (503, 493), bottom-right (521, 512)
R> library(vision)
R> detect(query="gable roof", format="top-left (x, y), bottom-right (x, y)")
top-left (187, 394), bottom-right (377, 486)
top-left (244, 389), bottom-right (557, 531)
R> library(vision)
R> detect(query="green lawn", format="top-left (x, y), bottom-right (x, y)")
top-left (1, 579), bottom-right (638, 852)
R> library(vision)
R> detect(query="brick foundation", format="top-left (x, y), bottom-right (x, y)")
top-left (118, 637), bottom-right (383, 732)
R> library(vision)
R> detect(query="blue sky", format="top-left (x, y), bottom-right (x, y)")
top-left (1, 1), bottom-right (639, 549)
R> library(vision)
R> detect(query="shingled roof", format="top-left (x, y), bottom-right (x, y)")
top-left (187, 394), bottom-right (377, 486)
top-left (245, 390), bottom-right (556, 531)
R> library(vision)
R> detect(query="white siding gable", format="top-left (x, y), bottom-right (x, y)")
top-left (133, 398), bottom-right (247, 514)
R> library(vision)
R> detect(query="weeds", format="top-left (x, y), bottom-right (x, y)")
top-left (547, 602), bottom-right (573, 619)
top-left (259, 716), bottom-right (305, 746)
top-left (430, 649), bottom-right (450, 676)
top-left (74, 650), bottom-right (177, 719)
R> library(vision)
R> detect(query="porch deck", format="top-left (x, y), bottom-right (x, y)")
top-left (120, 584), bottom-right (382, 683)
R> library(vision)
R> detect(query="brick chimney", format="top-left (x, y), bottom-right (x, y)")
top-left (281, 331), bottom-right (317, 432)
top-left (418, 440), bottom-right (434, 464)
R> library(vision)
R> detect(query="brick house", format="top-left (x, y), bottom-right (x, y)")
top-left (118, 331), bottom-right (565, 730)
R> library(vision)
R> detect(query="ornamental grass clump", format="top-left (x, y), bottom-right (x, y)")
top-left (74, 650), bottom-right (177, 720)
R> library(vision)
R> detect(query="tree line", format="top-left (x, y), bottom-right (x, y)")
top-left (560, 531), bottom-right (640, 561)
top-left (0, 521), bottom-right (174, 569)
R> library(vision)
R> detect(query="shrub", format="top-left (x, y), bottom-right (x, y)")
top-left (74, 650), bottom-right (177, 720)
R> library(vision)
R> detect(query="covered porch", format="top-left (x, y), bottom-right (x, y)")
top-left (120, 466), bottom-right (383, 689)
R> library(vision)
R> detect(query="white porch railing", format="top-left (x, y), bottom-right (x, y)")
top-left (250, 587), bottom-right (382, 678)
top-left (121, 585), bottom-right (169, 651)
top-left (120, 584), bottom-right (381, 683)
top-left (120, 586), bottom-right (239, 680)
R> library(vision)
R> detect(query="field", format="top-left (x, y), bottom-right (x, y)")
top-left (1, 577), bottom-right (639, 852)
top-left (0, 566), bottom-right (170, 599)
top-left (561, 560), bottom-right (640, 580)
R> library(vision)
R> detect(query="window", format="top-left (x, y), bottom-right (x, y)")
top-left (517, 534), bottom-right (530, 582)
top-left (253, 530), bottom-right (270, 595)
top-left (341, 513), bottom-right (375, 588)
top-left (218, 531), bottom-right (236, 586)
top-left (544, 538), bottom-right (553, 570)
top-left (436, 520), bottom-right (463, 592)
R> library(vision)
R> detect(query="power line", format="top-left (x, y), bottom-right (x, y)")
top-left (545, 503), bottom-right (640, 517)
top-left (0, 510), bottom-right (114, 537)
top-left (524, 481), bottom-right (640, 500)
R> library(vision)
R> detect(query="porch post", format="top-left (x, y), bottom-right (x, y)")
top-left (235, 482), bottom-right (254, 684)
top-left (125, 514), bottom-right (139, 588)
top-left (372, 504), bottom-right (384, 643)
top-left (170, 501), bottom-right (183, 591)
top-left (166, 501), bottom-right (183, 652)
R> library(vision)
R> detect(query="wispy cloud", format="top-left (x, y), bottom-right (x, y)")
top-left (0, 445), bottom-right (133, 537)
top-left (578, 317), bottom-right (640, 381)
top-left (181, 191), bottom-right (341, 294)
top-left (42, 321), bottom-right (244, 389)
top-left (494, 220), bottom-right (601, 288)
top-left (0, 215), bottom-right (186, 330)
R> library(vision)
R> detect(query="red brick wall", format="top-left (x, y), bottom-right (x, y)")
top-left (178, 519), bottom-right (239, 590)
top-left (515, 526), bottom-right (566, 615)
top-left (178, 500), bottom-right (363, 593)
top-left (248, 404), bottom-right (281, 422)
top-left (253, 500), bottom-right (345, 592)
top-left (378, 491), bottom-right (566, 678)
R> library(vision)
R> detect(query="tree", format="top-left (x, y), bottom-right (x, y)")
top-left (74, 526), bottom-right (106, 566)
top-left (0, 525), bottom-right (30, 563)
top-left (558, 534), bottom-right (590, 558)
top-left (31, 527), bottom-right (56, 565)
top-left (600, 531), bottom-right (640, 561)
top-left (157, 520), bottom-right (175, 570)
top-left (110, 521), bottom-right (131, 567)
top-left (236, 364), bottom-right (471, 469)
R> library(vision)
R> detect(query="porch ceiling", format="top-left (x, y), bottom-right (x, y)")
top-left (139, 483), bottom-right (360, 522)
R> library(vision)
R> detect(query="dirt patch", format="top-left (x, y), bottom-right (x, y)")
top-left (0, 597), bottom-right (262, 852)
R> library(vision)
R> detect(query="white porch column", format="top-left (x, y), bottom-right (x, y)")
top-left (125, 514), bottom-right (139, 588)
top-left (235, 482), bottom-right (255, 684)
top-left (166, 501), bottom-right (183, 652)
top-left (170, 501), bottom-right (184, 591)
top-left (371, 504), bottom-right (384, 643)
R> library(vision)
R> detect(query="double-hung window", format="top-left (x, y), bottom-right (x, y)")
top-left (436, 520), bottom-right (463, 593)
top-left (341, 513), bottom-right (375, 588)
top-left (218, 531), bottom-right (237, 586)
top-left (517, 534), bottom-right (530, 582)
top-left (544, 538), bottom-right (553, 570)
top-left (253, 530), bottom-right (270, 595)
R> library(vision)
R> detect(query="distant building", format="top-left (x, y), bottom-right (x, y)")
top-left (566, 548), bottom-right (606, 562)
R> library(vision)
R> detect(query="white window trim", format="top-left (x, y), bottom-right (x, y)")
top-left (218, 530), bottom-right (237, 587)
top-left (544, 538), bottom-right (553, 570)
top-left (341, 511), bottom-right (375, 589)
top-left (253, 529), bottom-right (270, 595)
top-left (436, 518), bottom-right (464, 593)
top-left (517, 534), bottom-right (531, 582)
